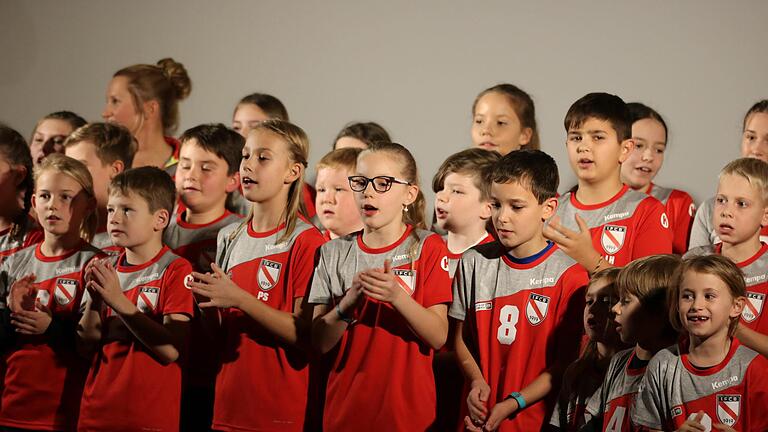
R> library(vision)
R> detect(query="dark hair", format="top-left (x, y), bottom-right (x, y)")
top-left (179, 123), bottom-right (245, 175)
top-left (485, 149), bottom-right (559, 204)
top-left (236, 93), bottom-right (289, 121)
top-left (65, 122), bottom-right (136, 168)
top-left (334, 122), bottom-right (391, 149)
top-left (627, 102), bottom-right (668, 143)
top-left (743, 99), bottom-right (768, 131)
top-left (114, 58), bottom-right (192, 135)
top-left (473, 84), bottom-right (540, 150)
top-left (109, 166), bottom-right (176, 218)
top-left (40, 111), bottom-right (87, 131)
top-left (432, 148), bottom-right (501, 201)
top-left (0, 125), bottom-right (34, 241)
top-left (564, 93), bottom-right (632, 141)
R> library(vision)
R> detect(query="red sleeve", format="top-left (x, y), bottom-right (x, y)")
top-left (162, 258), bottom-right (194, 316)
top-left (668, 190), bottom-right (695, 255)
top-left (747, 354), bottom-right (768, 431)
top-left (632, 198), bottom-right (673, 259)
top-left (420, 234), bottom-right (452, 308)
top-left (551, 264), bottom-right (589, 368)
top-left (289, 228), bottom-right (326, 299)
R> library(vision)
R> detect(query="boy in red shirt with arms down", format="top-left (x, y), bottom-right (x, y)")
top-left (452, 149), bottom-right (589, 431)
top-left (78, 167), bottom-right (194, 432)
top-left (545, 93), bottom-right (672, 272)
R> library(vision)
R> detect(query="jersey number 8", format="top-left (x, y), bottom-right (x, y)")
top-left (497, 305), bottom-right (519, 345)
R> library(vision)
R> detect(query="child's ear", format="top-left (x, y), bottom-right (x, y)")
top-left (731, 295), bottom-right (747, 318)
top-left (284, 162), bottom-right (303, 184)
top-left (404, 184), bottom-right (419, 206)
top-left (226, 172), bottom-right (241, 193)
top-left (153, 209), bottom-right (170, 232)
top-left (618, 138), bottom-right (635, 163)
top-left (541, 196), bottom-right (559, 221)
top-left (12, 165), bottom-right (28, 188)
top-left (109, 160), bottom-right (125, 179)
top-left (479, 199), bottom-right (492, 221)
top-left (519, 127), bottom-right (533, 147)
top-left (31, 192), bottom-right (37, 211)
top-left (760, 204), bottom-right (768, 227)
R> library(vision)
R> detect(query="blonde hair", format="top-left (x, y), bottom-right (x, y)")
top-left (316, 147), bottom-right (363, 172)
top-left (34, 154), bottom-right (97, 242)
top-left (720, 157), bottom-right (768, 202)
top-left (669, 254), bottom-right (746, 336)
top-left (233, 119), bottom-right (309, 244)
top-left (114, 58), bottom-right (192, 135)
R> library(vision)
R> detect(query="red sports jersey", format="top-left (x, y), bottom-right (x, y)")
top-left (584, 348), bottom-right (646, 432)
top-left (685, 243), bottom-right (768, 336)
top-left (308, 227), bottom-right (452, 432)
top-left (450, 242), bottom-right (589, 431)
top-left (556, 185), bottom-right (672, 266)
top-left (212, 218), bottom-right (324, 431)
top-left (634, 339), bottom-right (768, 431)
top-left (646, 183), bottom-right (695, 255)
top-left (0, 241), bottom-right (101, 430)
top-left (78, 246), bottom-right (194, 432)
top-left (0, 219), bottom-right (43, 264)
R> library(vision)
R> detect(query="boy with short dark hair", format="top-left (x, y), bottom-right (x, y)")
top-left (64, 122), bottom-right (136, 252)
top-left (77, 167), bottom-right (193, 431)
top-left (452, 149), bottom-right (589, 431)
top-left (545, 92), bottom-right (672, 272)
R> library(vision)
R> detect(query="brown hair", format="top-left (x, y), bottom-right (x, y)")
top-left (670, 254), bottom-right (746, 336)
top-left (473, 84), bottom-right (540, 150)
top-left (34, 154), bottom-right (98, 242)
top-left (64, 122), bottom-right (136, 168)
top-left (236, 93), bottom-right (289, 121)
top-left (743, 99), bottom-right (768, 131)
top-left (316, 147), bottom-right (363, 172)
top-left (485, 149), bottom-right (559, 204)
top-left (720, 157), bottom-right (768, 202)
top-left (179, 123), bottom-right (245, 176)
top-left (0, 125), bottom-right (34, 241)
top-left (109, 166), bottom-right (176, 219)
top-left (114, 58), bottom-right (192, 135)
top-left (616, 255), bottom-right (682, 309)
top-left (334, 122), bottom-right (391, 149)
top-left (30, 111), bottom-right (87, 141)
top-left (564, 92), bottom-right (632, 142)
top-left (232, 119), bottom-right (309, 244)
top-left (432, 148), bottom-right (501, 201)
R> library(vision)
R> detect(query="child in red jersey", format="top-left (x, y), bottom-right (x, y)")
top-left (550, 267), bottom-right (624, 431)
top-left (315, 147), bottom-right (364, 240)
top-left (545, 92), bottom-right (672, 272)
top-left (453, 150), bottom-right (589, 432)
top-left (471, 83), bottom-right (540, 155)
top-left (102, 58), bottom-right (191, 175)
top-left (187, 120), bottom-right (325, 431)
top-left (309, 142), bottom-right (451, 432)
top-left (620, 103), bottom-right (696, 254)
top-left (0, 154), bottom-right (100, 431)
top-left (64, 122), bottom-right (136, 253)
top-left (0, 126), bottom-right (43, 264)
top-left (77, 167), bottom-right (194, 432)
top-left (634, 255), bottom-right (768, 432)
top-left (690, 100), bottom-right (768, 248)
top-left (582, 255), bottom-right (680, 432)
top-left (684, 158), bottom-right (768, 359)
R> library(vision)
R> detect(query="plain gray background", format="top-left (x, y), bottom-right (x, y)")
top-left (2, 0), bottom-right (766, 211)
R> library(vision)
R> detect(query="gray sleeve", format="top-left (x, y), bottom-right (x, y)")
top-left (631, 357), bottom-right (666, 430)
top-left (448, 256), bottom-right (468, 321)
top-left (688, 197), bottom-right (715, 250)
top-left (307, 249), bottom-right (332, 305)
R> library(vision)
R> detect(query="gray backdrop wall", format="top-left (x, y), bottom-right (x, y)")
top-left (2, 0), bottom-right (766, 212)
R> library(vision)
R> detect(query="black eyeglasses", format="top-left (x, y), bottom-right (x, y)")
top-left (348, 175), bottom-right (411, 193)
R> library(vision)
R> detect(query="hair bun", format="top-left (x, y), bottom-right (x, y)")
top-left (156, 58), bottom-right (192, 100)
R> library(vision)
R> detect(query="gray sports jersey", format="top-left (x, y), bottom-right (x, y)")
top-left (164, 212), bottom-right (241, 272)
top-left (585, 348), bottom-right (645, 431)
top-left (648, 184), bottom-right (674, 205)
top-left (633, 341), bottom-right (768, 431)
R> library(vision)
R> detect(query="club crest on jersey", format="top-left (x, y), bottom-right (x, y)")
top-left (716, 394), bottom-right (740, 427)
top-left (393, 269), bottom-right (416, 296)
top-left (54, 278), bottom-right (78, 306)
top-left (525, 293), bottom-right (550, 325)
top-left (136, 286), bottom-right (159, 314)
top-left (258, 260), bottom-right (282, 291)
top-left (742, 292), bottom-right (764, 323)
top-left (601, 225), bottom-right (626, 255)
